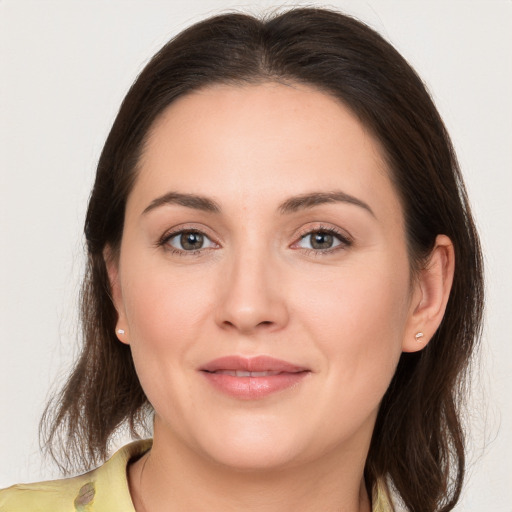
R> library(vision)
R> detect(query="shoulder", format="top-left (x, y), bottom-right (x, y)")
top-left (0, 440), bottom-right (152, 512)
top-left (372, 479), bottom-right (396, 512)
top-left (0, 474), bottom-right (92, 511)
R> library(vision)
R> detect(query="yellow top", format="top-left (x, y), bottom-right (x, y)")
top-left (0, 440), bottom-right (393, 511)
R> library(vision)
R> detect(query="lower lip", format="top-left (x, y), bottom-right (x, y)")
top-left (201, 371), bottom-right (309, 400)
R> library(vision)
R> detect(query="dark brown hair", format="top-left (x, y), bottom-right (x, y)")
top-left (41, 8), bottom-right (483, 512)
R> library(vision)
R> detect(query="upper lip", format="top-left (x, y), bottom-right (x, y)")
top-left (200, 355), bottom-right (308, 373)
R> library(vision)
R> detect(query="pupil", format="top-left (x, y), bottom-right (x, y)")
top-left (311, 232), bottom-right (333, 249)
top-left (181, 232), bottom-right (203, 250)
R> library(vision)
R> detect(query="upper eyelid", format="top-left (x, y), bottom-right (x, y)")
top-left (293, 224), bottom-right (352, 242)
top-left (159, 224), bottom-right (220, 245)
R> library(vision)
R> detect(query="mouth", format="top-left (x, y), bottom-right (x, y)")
top-left (199, 356), bottom-right (310, 400)
top-left (207, 370), bottom-right (284, 377)
top-left (200, 355), bottom-right (308, 374)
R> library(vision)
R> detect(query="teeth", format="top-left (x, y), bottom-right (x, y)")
top-left (214, 370), bottom-right (281, 377)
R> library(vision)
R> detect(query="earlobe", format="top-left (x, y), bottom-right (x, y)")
top-left (402, 235), bottom-right (455, 353)
top-left (103, 245), bottom-right (130, 345)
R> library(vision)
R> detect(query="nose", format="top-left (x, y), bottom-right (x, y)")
top-left (215, 250), bottom-right (289, 335)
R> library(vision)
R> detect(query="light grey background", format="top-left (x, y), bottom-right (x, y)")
top-left (1, 1), bottom-right (511, 510)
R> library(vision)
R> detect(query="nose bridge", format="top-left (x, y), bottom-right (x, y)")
top-left (216, 234), bottom-right (288, 334)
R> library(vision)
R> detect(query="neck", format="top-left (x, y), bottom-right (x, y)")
top-left (128, 418), bottom-right (373, 512)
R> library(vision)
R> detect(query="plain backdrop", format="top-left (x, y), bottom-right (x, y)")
top-left (1, 1), bottom-right (511, 510)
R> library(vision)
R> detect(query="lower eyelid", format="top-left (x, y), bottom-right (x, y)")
top-left (298, 238), bottom-right (345, 251)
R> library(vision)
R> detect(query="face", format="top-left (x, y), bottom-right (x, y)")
top-left (110, 83), bottom-right (421, 471)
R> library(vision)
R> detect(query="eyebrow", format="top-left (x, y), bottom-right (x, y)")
top-left (278, 191), bottom-right (375, 217)
top-left (142, 190), bottom-right (374, 217)
top-left (142, 192), bottom-right (221, 215)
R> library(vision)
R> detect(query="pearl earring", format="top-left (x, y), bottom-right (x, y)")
top-left (117, 329), bottom-right (125, 335)
top-left (415, 332), bottom-right (424, 342)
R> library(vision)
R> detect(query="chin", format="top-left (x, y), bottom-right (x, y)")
top-left (190, 416), bottom-right (317, 472)
top-left (203, 440), bottom-right (301, 472)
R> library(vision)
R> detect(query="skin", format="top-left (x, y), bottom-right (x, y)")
top-left (107, 83), bottom-right (454, 512)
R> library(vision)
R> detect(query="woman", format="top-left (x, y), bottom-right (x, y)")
top-left (0, 7), bottom-right (483, 512)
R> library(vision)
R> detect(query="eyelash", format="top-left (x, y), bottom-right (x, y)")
top-left (293, 225), bottom-right (352, 256)
top-left (157, 228), bottom-right (217, 256)
top-left (157, 225), bottom-right (352, 257)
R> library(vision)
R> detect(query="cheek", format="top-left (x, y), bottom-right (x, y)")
top-left (122, 259), bottom-right (214, 344)
top-left (119, 260), bottom-right (217, 404)
top-left (295, 257), bottom-right (410, 396)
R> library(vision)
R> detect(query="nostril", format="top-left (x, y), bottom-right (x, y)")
top-left (220, 319), bottom-right (274, 332)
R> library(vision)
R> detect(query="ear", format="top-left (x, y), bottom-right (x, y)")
top-left (402, 234), bottom-right (455, 353)
top-left (104, 245), bottom-right (130, 345)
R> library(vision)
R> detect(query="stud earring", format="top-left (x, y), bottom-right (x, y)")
top-left (117, 329), bottom-right (125, 335)
top-left (415, 332), bottom-right (424, 342)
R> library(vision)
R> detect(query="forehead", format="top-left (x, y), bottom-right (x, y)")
top-left (144, 82), bottom-right (384, 168)
top-left (131, 82), bottom-right (402, 224)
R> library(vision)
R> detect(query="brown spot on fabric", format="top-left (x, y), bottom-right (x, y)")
top-left (74, 482), bottom-right (95, 510)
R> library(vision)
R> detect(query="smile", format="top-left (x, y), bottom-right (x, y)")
top-left (199, 356), bottom-right (310, 400)
top-left (209, 370), bottom-right (283, 377)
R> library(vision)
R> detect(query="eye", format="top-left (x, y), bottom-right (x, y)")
top-left (295, 228), bottom-right (350, 252)
top-left (166, 230), bottom-right (217, 252)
